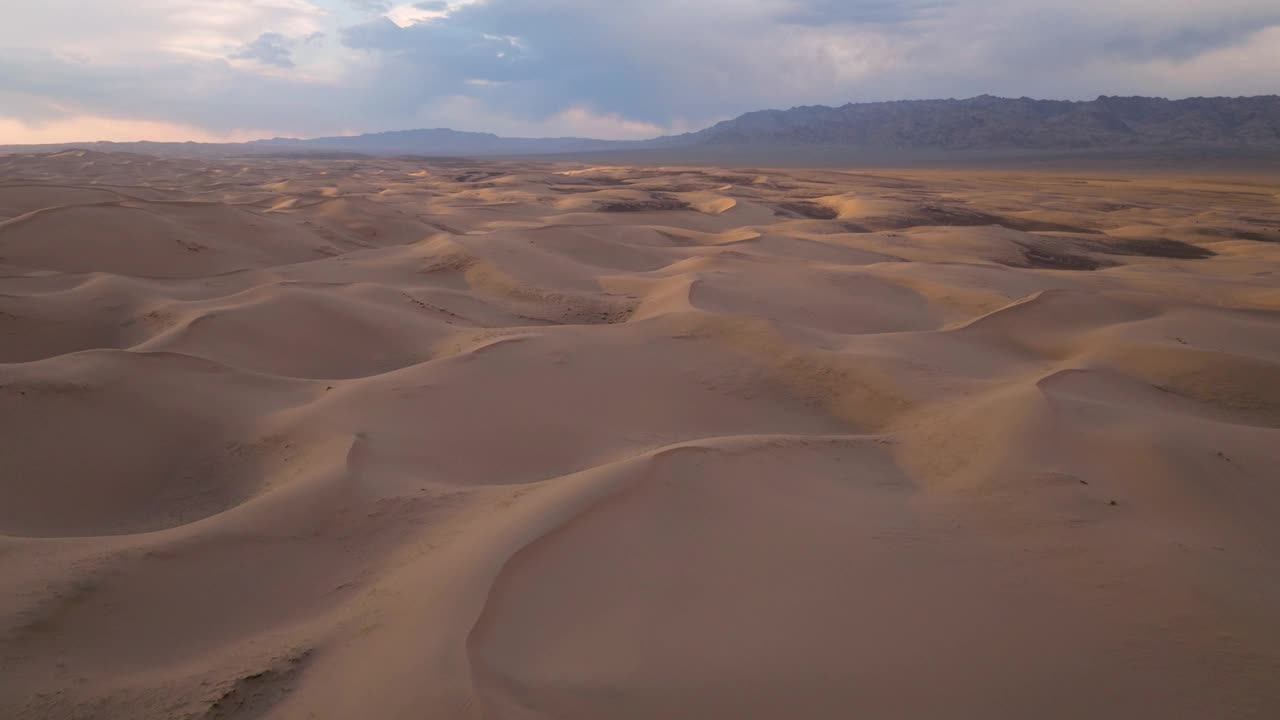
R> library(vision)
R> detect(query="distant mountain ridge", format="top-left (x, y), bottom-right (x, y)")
top-left (5, 95), bottom-right (1280, 158)
top-left (250, 95), bottom-right (1280, 154)
top-left (660, 95), bottom-right (1280, 150)
top-left (250, 127), bottom-right (636, 155)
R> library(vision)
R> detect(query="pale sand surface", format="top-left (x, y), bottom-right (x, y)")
top-left (2, 149), bottom-right (1279, 718)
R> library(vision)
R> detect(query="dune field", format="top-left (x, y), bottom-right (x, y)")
top-left (2, 149), bottom-right (1279, 719)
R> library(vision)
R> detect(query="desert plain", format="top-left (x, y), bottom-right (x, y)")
top-left (1, 150), bottom-right (1279, 719)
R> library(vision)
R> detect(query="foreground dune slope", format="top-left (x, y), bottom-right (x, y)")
top-left (2, 151), bottom-right (1279, 719)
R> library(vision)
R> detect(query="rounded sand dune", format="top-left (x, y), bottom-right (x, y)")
top-left (2, 156), bottom-right (1279, 720)
top-left (0, 350), bottom-right (321, 537)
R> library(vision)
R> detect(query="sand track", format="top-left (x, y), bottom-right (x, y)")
top-left (2, 153), bottom-right (1279, 719)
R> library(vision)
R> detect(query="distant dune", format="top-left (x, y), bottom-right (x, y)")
top-left (2, 150), bottom-right (1279, 718)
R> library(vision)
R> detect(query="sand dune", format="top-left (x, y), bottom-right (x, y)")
top-left (2, 151), bottom-right (1279, 719)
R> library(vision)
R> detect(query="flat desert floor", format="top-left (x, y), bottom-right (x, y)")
top-left (2, 150), bottom-right (1279, 719)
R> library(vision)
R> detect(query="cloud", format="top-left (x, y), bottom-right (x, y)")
top-left (230, 32), bottom-right (296, 67)
top-left (549, 107), bottom-right (671, 140)
top-left (334, 0), bottom-right (1280, 130)
top-left (779, 0), bottom-right (944, 26)
top-left (402, 95), bottom-right (673, 138)
top-left (0, 0), bottom-right (326, 61)
top-left (0, 115), bottom-right (270, 144)
top-left (1, 0), bottom-right (1278, 143)
top-left (0, 44), bottom-right (352, 136)
top-left (347, 0), bottom-right (392, 12)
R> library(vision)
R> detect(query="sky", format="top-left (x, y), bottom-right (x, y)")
top-left (1, 0), bottom-right (1278, 143)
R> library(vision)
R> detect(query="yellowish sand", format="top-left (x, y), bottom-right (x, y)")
top-left (2, 150), bottom-right (1279, 719)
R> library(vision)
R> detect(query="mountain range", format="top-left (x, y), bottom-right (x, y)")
top-left (244, 95), bottom-right (1280, 155)
top-left (250, 127), bottom-right (638, 155)
top-left (667, 95), bottom-right (1280, 150)
top-left (5, 95), bottom-right (1280, 159)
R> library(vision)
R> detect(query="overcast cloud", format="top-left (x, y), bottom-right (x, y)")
top-left (0, 0), bottom-right (1277, 142)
